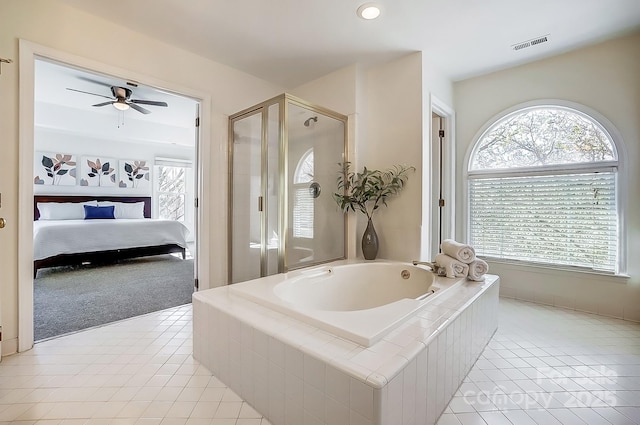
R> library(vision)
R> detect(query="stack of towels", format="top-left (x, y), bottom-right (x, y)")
top-left (435, 239), bottom-right (488, 281)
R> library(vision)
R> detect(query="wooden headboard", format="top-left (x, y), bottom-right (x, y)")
top-left (34, 196), bottom-right (152, 220)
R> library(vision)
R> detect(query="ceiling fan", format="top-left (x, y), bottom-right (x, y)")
top-left (66, 85), bottom-right (168, 114)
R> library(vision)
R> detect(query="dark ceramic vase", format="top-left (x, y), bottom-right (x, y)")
top-left (362, 218), bottom-right (379, 260)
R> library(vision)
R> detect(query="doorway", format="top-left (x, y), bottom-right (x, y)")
top-left (33, 59), bottom-right (198, 341)
top-left (18, 41), bottom-right (210, 351)
top-left (426, 96), bottom-right (455, 260)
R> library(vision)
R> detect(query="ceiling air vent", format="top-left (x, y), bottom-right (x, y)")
top-left (512, 34), bottom-right (550, 51)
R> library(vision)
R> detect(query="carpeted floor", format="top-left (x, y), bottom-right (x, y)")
top-left (34, 254), bottom-right (194, 341)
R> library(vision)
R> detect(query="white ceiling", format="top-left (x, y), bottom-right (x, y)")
top-left (58, 0), bottom-right (640, 88)
top-left (34, 60), bottom-right (197, 147)
top-left (35, 59), bottom-right (199, 145)
top-left (35, 59), bottom-right (197, 128)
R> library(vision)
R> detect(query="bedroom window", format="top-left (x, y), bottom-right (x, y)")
top-left (156, 160), bottom-right (189, 222)
top-left (293, 149), bottom-right (314, 239)
top-left (467, 104), bottom-right (622, 274)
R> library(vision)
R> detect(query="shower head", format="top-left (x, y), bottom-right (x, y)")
top-left (304, 116), bottom-right (318, 127)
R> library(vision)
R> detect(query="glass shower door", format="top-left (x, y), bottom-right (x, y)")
top-left (287, 102), bottom-right (345, 269)
top-left (230, 105), bottom-right (281, 283)
top-left (230, 111), bottom-right (262, 283)
top-left (230, 94), bottom-right (347, 283)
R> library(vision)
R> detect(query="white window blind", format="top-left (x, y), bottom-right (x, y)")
top-left (469, 172), bottom-right (618, 272)
top-left (293, 187), bottom-right (314, 238)
top-left (293, 149), bottom-right (314, 239)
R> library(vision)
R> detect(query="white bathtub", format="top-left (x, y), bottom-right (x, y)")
top-left (194, 260), bottom-right (499, 425)
top-left (229, 261), bottom-right (460, 347)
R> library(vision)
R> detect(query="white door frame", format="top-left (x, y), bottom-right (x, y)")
top-left (421, 94), bottom-right (455, 261)
top-left (18, 40), bottom-right (212, 352)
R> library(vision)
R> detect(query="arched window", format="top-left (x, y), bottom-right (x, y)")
top-left (467, 104), bottom-right (622, 273)
top-left (293, 149), bottom-right (314, 238)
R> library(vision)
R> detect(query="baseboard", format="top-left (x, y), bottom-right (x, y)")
top-left (499, 294), bottom-right (639, 323)
top-left (1, 337), bottom-right (18, 358)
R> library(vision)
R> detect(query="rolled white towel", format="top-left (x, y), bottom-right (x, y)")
top-left (441, 239), bottom-right (476, 264)
top-left (467, 258), bottom-right (489, 281)
top-left (435, 253), bottom-right (469, 279)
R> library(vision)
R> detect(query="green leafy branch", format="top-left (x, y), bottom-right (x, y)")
top-left (333, 162), bottom-right (415, 220)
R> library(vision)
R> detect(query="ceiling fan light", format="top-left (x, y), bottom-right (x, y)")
top-left (357, 3), bottom-right (381, 20)
top-left (113, 100), bottom-right (130, 111)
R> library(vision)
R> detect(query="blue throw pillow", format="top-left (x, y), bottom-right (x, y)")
top-left (84, 205), bottom-right (115, 220)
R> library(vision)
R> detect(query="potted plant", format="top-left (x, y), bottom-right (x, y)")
top-left (333, 162), bottom-right (415, 260)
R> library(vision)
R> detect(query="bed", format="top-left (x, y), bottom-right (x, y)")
top-left (33, 195), bottom-right (188, 277)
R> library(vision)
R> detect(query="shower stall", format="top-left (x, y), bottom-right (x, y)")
top-left (229, 94), bottom-right (347, 284)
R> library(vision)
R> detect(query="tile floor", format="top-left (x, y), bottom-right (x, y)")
top-left (0, 305), bottom-right (270, 425)
top-left (438, 298), bottom-right (640, 425)
top-left (0, 297), bottom-right (638, 425)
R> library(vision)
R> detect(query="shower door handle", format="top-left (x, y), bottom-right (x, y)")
top-left (258, 196), bottom-right (264, 212)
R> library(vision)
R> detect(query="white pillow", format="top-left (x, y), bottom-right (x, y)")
top-left (37, 201), bottom-right (98, 220)
top-left (97, 201), bottom-right (146, 219)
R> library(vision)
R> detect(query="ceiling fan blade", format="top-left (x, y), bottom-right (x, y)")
top-left (66, 87), bottom-right (113, 100)
top-left (128, 102), bottom-right (151, 114)
top-left (92, 101), bottom-right (114, 107)
top-left (76, 75), bottom-right (116, 88)
top-left (130, 99), bottom-right (168, 107)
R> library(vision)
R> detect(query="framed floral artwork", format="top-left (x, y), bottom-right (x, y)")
top-left (34, 152), bottom-right (77, 186)
top-left (80, 157), bottom-right (117, 187)
top-left (119, 159), bottom-right (151, 189)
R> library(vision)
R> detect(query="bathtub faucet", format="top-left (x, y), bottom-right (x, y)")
top-left (412, 260), bottom-right (439, 273)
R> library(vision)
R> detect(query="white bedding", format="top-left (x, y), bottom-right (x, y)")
top-left (33, 219), bottom-right (189, 261)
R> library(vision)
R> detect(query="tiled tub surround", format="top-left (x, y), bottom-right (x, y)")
top-left (193, 261), bottom-right (499, 425)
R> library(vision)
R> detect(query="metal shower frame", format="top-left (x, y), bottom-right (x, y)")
top-left (228, 93), bottom-right (349, 283)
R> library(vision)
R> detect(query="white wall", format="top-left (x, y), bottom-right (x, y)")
top-left (35, 100), bottom-right (197, 147)
top-left (422, 58), bottom-right (454, 108)
top-left (35, 97), bottom-right (198, 235)
top-left (454, 31), bottom-right (640, 321)
top-left (291, 64), bottom-right (358, 115)
top-left (361, 53), bottom-right (454, 262)
top-left (291, 55), bottom-right (454, 263)
top-left (0, 0), bottom-right (283, 355)
top-left (34, 127), bottom-right (194, 197)
top-left (361, 53), bottom-right (423, 260)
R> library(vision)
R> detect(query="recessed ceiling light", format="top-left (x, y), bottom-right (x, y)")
top-left (357, 3), bottom-right (381, 20)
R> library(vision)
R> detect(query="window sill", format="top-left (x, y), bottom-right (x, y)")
top-left (482, 258), bottom-right (630, 282)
